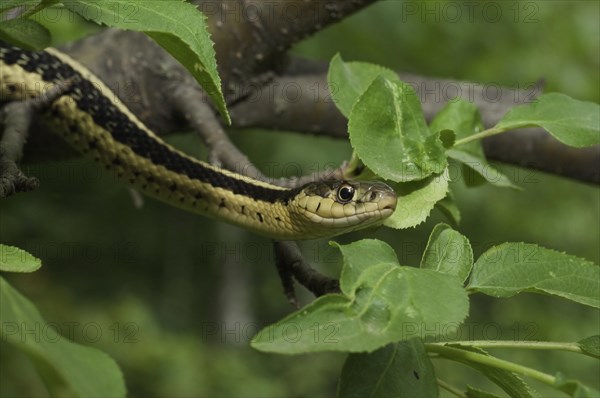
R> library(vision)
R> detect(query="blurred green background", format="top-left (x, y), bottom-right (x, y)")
top-left (1, 1), bottom-right (598, 397)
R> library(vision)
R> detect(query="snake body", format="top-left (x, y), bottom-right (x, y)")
top-left (0, 42), bottom-right (397, 240)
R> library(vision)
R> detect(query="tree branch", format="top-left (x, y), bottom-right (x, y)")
top-left (228, 62), bottom-right (600, 185)
top-left (274, 241), bottom-right (340, 304)
top-left (194, 0), bottom-right (378, 98)
top-left (14, 4), bottom-right (598, 184)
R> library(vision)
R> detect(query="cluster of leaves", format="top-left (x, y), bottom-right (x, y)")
top-left (1, 1), bottom-right (600, 398)
top-left (249, 55), bottom-right (600, 397)
top-left (2, 233), bottom-right (599, 396)
top-left (251, 234), bottom-right (599, 397)
top-left (327, 54), bottom-right (600, 230)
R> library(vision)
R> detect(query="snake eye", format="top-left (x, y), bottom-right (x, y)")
top-left (337, 184), bottom-right (355, 203)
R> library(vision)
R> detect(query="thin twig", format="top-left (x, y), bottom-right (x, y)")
top-left (427, 344), bottom-right (557, 386)
top-left (274, 241), bottom-right (340, 299)
top-left (429, 340), bottom-right (585, 355)
top-left (437, 378), bottom-right (467, 398)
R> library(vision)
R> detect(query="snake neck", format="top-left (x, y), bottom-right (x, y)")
top-left (1, 42), bottom-right (332, 239)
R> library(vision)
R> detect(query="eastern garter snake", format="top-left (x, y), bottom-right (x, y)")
top-left (0, 42), bottom-right (397, 240)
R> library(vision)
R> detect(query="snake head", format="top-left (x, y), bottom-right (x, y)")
top-left (289, 180), bottom-right (397, 237)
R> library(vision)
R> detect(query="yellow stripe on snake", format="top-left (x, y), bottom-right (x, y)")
top-left (0, 42), bottom-right (397, 240)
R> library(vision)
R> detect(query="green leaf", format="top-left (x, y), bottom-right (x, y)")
top-left (554, 372), bottom-right (600, 398)
top-left (435, 191), bottom-right (461, 226)
top-left (0, 276), bottom-right (126, 397)
top-left (431, 99), bottom-right (518, 189)
top-left (468, 243), bottom-right (600, 308)
top-left (460, 162), bottom-right (487, 188)
top-left (0, 244), bottom-right (41, 273)
top-left (421, 223), bottom-right (473, 282)
top-left (466, 386), bottom-right (504, 398)
top-left (0, 18), bottom-right (50, 50)
top-left (577, 335), bottom-right (600, 359)
top-left (496, 93), bottom-right (600, 148)
top-left (348, 75), bottom-right (447, 182)
top-left (337, 237), bottom-right (400, 294)
top-left (337, 339), bottom-right (438, 398)
top-left (251, 239), bottom-right (468, 354)
top-left (448, 149), bottom-right (520, 189)
top-left (327, 54), bottom-right (400, 118)
top-left (384, 170), bottom-right (449, 229)
top-left (447, 345), bottom-right (536, 398)
top-left (63, 0), bottom-right (229, 124)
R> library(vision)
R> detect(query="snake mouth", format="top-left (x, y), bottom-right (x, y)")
top-left (381, 206), bottom-right (395, 214)
top-left (373, 189), bottom-right (397, 216)
top-left (303, 205), bottom-right (395, 229)
top-left (377, 206), bottom-right (395, 221)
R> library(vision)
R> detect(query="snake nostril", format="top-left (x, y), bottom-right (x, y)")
top-left (369, 191), bottom-right (377, 201)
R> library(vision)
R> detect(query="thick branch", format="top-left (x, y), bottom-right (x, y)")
top-left (480, 130), bottom-right (600, 184)
top-left (194, 0), bottom-right (378, 96)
